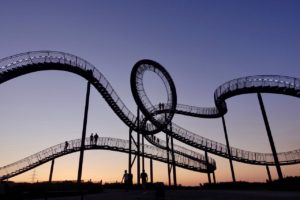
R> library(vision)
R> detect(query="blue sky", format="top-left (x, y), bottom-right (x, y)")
top-left (0, 0), bottom-right (299, 184)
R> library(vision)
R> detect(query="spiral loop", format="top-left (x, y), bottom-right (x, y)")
top-left (130, 59), bottom-right (177, 135)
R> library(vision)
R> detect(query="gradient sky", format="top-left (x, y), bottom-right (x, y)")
top-left (0, 0), bottom-right (300, 186)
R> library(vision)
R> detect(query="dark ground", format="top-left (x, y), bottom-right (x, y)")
top-left (1, 177), bottom-right (300, 199)
top-left (34, 189), bottom-right (300, 200)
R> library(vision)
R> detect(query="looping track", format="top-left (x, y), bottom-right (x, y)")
top-left (0, 51), bottom-right (299, 178)
top-left (130, 59), bottom-right (177, 135)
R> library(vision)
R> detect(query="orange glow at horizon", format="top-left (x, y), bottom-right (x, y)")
top-left (8, 150), bottom-right (300, 186)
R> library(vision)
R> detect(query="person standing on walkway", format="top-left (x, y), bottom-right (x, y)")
top-left (94, 133), bottom-right (99, 145)
top-left (64, 141), bottom-right (69, 151)
top-left (90, 133), bottom-right (94, 145)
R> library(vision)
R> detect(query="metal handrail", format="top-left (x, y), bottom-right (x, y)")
top-left (0, 137), bottom-right (212, 180)
top-left (0, 51), bottom-right (299, 166)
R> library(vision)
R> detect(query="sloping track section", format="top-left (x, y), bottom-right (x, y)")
top-left (0, 51), bottom-right (300, 167)
top-left (0, 137), bottom-right (215, 181)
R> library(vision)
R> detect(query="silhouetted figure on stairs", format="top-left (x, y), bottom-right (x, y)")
top-left (64, 141), bottom-right (69, 151)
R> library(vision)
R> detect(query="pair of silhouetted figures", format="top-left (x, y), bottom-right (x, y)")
top-left (152, 135), bottom-right (160, 144)
top-left (158, 103), bottom-right (165, 110)
top-left (122, 169), bottom-right (148, 190)
top-left (90, 133), bottom-right (99, 145)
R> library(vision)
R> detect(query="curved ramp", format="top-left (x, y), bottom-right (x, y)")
top-left (0, 137), bottom-right (215, 181)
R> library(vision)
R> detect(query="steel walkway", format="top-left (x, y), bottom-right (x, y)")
top-left (0, 137), bottom-right (215, 181)
top-left (0, 51), bottom-right (299, 168)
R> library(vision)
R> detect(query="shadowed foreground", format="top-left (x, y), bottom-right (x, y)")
top-left (1, 179), bottom-right (300, 200)
top-left (33, 189), bottom-right (300, 200)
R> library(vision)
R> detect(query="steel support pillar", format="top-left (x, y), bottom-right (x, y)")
top-left (128, 128), bottom-right (135, 186)
top-left (150, 158), bottom-right (153, 184)
top-left (205, 151), bottom-right (211, 184)
top-left (257, 93), bottom-right (283, 180)
top-left (221, 116), bottom-right (236, 182)
top-left (128, 128), bottom-right (133, 175)
top-left (266, 165), bottom-right (272, 182)
top-left (137, 108), bottom-right (141, 185)
top-left (129, 126), bottom-right (141, 186)
top-left (77, 81), bottom-right (91, 183)
top-left (213, 171), bottom-right (216, 184)
top-left (170, 134), bottom-right (177, 187)
top-left (142, 134), bottom-right (145, 172)
top-left (166, 134), bottom-right (171, 186)
top-left (49, 159), bottom-right (55, 183)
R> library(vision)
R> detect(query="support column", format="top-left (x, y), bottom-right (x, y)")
top-left (222, 116), bottom-right (236, 182)
top-left (150, 158), bottom-right (153, 184)
top-left (137, 108), bottom-right (141, 185)
top-left (49, 159), bottom-right (55, 183)
top-left (170, 134), bottom-right (177, 187)
top-left (142, 134), bottom-right (145, 171)
top-left (166, 134), bottom-right (171, 186)
top-left (128, 128), bottom-right (132, 175)
top-left (257, 93), bottom-right (283, 180)
top-left (128, 128), bottom-right (136, 186)
top-left (205, 151), bottom-right (211, 184)
top-left (266, 165), bottom-right (272, 182)
top-left (213, 171), bottom-right (216, 184)
top-left (77, 81), bottom-right (91, 183)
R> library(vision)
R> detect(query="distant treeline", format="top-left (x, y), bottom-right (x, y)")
top-left (201, 176), bottom-right (300, 191)
top-left (0, 176), bottom-right (299, 199)
top-left (0, 180), bottom-right (103, 199)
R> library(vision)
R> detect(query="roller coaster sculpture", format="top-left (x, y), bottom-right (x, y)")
top-left (0, 51), bottom-right (299, 184)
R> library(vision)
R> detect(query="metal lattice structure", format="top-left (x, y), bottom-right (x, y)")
top-left (0, 137), bottom-right (214, 181)
top-left (0, 50), bottom-right (299, 171)
top-left (145, 134), bottom-right (215, 168)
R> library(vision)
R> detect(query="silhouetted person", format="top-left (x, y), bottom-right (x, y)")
top-left (64, 141), bottom-right (69, 151)
top-left (141, 169), bottom-right (148, 189)
top-left (161, 103), bottom-right (164, 110)
top-left (128, 173), bottom-right (133, 187)
top-left (90, 133), bottom-right (94, 145)
top-left (94, 133), bottom-right (98, 145)
top-left (159, 103), bottom-right (162, 110)
top-left (122, 170), bottom-right (129, 191)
